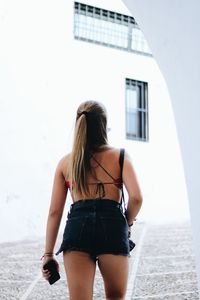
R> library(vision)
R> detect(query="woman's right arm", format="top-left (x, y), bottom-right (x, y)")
top-left (122, 152), bottom-right (143, 226)
top-left (42, 156), bottom-right (68, 280)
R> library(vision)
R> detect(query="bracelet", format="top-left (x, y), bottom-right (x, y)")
top-left (40, 253), bottom-right (54, 260)
top-left (128, 217), bottom-right (137, 227)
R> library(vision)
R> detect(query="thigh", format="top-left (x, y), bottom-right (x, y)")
top-left (98, 254), bottom-right (129, 299)
top-left (63, 251), bottom-right (96, 300)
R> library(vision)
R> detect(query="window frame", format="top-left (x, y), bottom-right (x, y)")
top-left (125, 78), bottom-right (149, 142)
top-left (74, 2), bottom-right (152, 56)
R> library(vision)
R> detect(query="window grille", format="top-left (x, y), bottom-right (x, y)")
top-left (126, 78), bottom-right (149, 141)
top-left (74, 2), bottom-right (152, 56)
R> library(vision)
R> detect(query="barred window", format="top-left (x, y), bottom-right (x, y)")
top-left (126, 79), bottom-right (149, 141)
top-left (74, 2), bottom-right (152, 56)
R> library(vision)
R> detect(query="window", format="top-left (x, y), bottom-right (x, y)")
top-left (126, 79), bottom-right (148, 141)
top-left (74, 2), bottom-right (152, 56)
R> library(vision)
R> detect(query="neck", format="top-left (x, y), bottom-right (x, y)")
top-left (96, 144), bottom-right (110, 152)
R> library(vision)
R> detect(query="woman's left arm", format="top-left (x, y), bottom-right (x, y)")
top-left (44, 157), bottom-right (68, 255)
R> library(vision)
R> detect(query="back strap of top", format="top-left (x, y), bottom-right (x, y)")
top-left (92, 150), bottom-right (125, 184)
top-left (91, 155), bottom-right (116, 181)
top-left (90, 150), bottom-right (125, 201)
top-left (119, 148), bottom-right (126, 210)
top-left (119, 148), bottom-right (125, 181)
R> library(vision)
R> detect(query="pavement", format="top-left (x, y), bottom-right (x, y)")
top-left (1, 222), bottom-right (199, 300)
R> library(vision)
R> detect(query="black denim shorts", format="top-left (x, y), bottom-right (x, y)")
top-left (56, 199), bottom-right (130, 262)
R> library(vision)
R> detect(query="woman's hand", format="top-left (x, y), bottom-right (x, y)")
top-left (128, 226), bottom-right (132, 238)
top-left (41, 256), bottom-right (59, 281)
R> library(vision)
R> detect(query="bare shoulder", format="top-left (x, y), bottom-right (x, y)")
top-left (107, 147), bottom-right (132, 161)
top-left (124, 149), bottom-right (132, 161)
top-left (56, 153), bottom-right (71, 179)
top-left (123, 150), bottom-right (138, 177)
top-left (106, 146), bottom-right (122, 157)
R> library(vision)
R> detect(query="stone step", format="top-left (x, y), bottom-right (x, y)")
top-left (0, 222), bottom-right (199, 300)
top-left (130, 223), bottom-right (199, 300)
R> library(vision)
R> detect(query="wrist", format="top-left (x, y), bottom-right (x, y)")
top-left (41, 252), bottom-right (54, 260)
top-left (127, 218), bottom-right (136, 227)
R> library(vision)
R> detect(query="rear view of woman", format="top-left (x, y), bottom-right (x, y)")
top-left (42, 100), bottom-right (143, 300)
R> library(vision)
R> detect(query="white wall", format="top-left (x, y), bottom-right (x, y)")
top-left (0, 0), bottom-right (75, 242)
top-left (0, 0), bottom-right (190, 244)
top-left (122, 0), bottom-right (200, 291)
top-left (71, 39), bottom-right (190, 223)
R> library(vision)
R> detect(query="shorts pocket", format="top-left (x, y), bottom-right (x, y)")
top-left (100, 216), bottom-right (128, 246)
top-left (63, 216), bottom-right (88, 244)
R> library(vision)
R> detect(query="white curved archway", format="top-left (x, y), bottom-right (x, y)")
top-left (122, 0), bottom-right (200, 290)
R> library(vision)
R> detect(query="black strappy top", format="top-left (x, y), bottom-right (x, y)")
top-left (65, 150), bottom-right (124, 198)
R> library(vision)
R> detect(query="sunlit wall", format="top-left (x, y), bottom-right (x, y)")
top-left (122, 0), bottom-right (200, 291)
top-left (0, 0), bottom-right (190, 243)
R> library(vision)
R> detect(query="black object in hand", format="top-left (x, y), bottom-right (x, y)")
top-left (128, 229), bottom-right (136, 251)
top-left (129, 239), bottom-right (136, 251)
top-left (43, 259), bottom-right (60, 285)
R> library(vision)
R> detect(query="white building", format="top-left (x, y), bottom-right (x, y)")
top-left (0, 0), bottom-right (190, 242)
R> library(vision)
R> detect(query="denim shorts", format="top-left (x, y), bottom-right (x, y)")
top-left (56, 199), bottom-right (130, 262)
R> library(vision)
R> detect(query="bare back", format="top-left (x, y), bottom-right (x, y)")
top-left (63, 147), bottom-right (122, 202)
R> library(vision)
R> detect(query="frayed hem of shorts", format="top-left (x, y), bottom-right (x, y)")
top-left (96, 251), bottom-right (130, 257)
top-left (56, 246), bottom-right (91, 256)
top-left (56, 248), bottom-right (131, 260)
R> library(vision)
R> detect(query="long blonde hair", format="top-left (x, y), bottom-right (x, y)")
top-left (71, 101), bottom-right (108, 196)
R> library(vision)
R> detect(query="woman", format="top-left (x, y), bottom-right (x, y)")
top-left (42, 100), bottom-right (143, 300)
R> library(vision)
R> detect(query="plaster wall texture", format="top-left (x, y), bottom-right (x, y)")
top-left (0, 0), bottom-right (189, 245)
top-left (122, 0), bottom-right (200, 291)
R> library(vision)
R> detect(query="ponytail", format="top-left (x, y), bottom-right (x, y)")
top-left (70, 101), bottom-right (108, 197)
top-left (71, 114), bottom-right (90, 196)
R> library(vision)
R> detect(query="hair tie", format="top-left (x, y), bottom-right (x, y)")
top-left (77, 111), bottom-right (91, 121)
top-left (79, 111), bottom-right (88, 117)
